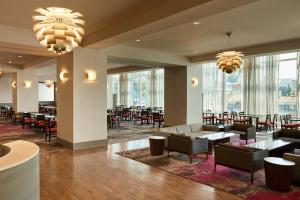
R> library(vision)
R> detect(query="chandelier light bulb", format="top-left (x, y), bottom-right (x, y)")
top-left (44, 80), bottom-right (54, 87)
top-left (33, 7), bottom-right (85, 55)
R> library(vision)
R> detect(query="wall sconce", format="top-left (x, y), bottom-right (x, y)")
top-left (85, 70), bottom-right (97, 82)
top-left (60, 70), bottom-right (68, 82)
top-left (12, 80), bottom-right (16, 88)
top-left (24, 81), bottom-right (32, 88)
top-left (191, 77), bottom-right (199, 87)
top-left (44, 80), bottom-right (54, 88)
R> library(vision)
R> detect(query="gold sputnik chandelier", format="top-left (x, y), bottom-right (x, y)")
top-left (216, 32), bottom-right (244, 74)
top-left (33, 7), bottom-right (85, 55)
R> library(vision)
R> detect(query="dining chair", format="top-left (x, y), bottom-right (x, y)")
top-left (257, 114), bottom-right (271, 132)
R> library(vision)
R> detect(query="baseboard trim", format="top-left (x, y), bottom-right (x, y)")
top-left (57, 138), bottom-right (108, 150)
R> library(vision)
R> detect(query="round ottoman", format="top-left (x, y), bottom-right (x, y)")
top-left (149, 136), bottom-right (166, 156)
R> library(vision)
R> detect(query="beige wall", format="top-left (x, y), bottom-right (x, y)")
top-left (187, 64), bottom-right (203, 124)
top-left (0, 75), bottom-right (12, 103)
top-left (164, 66), bottom-right (187, 126)
top-left (12, 72), bottom-right (17, 111)
top-left (16, 68), bottom-right (38, 112)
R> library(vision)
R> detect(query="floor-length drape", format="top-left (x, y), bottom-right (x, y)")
top-left (243, 55), bottom-right (279, 115)
top-left (119, 73), bottom-right (128, 106)
top-left (202, 62), bottom-right (223, 113)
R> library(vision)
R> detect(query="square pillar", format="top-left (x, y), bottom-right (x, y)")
top-left (57, 47), bottom-right (107, 149)
top-left (164, 66), bottom-right (187, 126)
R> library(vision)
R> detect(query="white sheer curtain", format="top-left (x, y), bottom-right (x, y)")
top-left (116, 69), bottom-right (164, 108)
top-left (119, 73), bottom-right (128, 106)
top-left (202, 62), bottom-right (223, 112)
top-left (296, 52), bottom-right (300, 117)
top-left (243, 54), bottom-right (279, 115)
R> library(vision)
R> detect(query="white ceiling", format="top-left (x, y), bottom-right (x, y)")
top-left (123, 0), bottom-right (300, 56)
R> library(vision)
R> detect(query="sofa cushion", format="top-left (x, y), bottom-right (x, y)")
top-left (159, 127), bottom-right (177, 134)
top-left (176, 125), bottom-right (192, 134)
top-left (190, 124), bottom-right (203, 133)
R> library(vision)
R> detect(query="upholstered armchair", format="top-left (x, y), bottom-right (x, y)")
top-left (224, 123), bottom-right (256, 144)
top-left (214, 143), bottom-right (268, 183)
top-left (167, 134), bottom-right (208, 163)
top-left (283, 153), bottom-right (300, 184)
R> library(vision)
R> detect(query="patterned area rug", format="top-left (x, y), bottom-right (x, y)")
top-left (118, 148), bottom-right (300, 200)
top-left (0, 117), bottom-right (65, 154)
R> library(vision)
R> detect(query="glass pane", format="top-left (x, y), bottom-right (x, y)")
top-left (279, 52), bottom-right (297, 60)
top-left (225, 69), bottom-right (243, 112)
top-left (202, 62), bottom-right (223, 113)
top-left (278, 59), bottom-right (297, 116)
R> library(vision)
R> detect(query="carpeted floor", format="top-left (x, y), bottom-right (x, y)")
top-left (117, 136), bottom-right (300, 200)
top-left (0, 117), bottom-right (65, 154)
top-left (107, 121), bottom-right (159, 144)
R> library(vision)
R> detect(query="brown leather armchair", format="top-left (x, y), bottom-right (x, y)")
top-left (167, 134), bottom-right (208, 163)
top-left (214, 143), bottom-right (268, 183)
top-left (224, 123), bottom-right (256, 144)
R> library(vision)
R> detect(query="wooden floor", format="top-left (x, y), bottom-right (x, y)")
top-left (40, 139), bottom-right (242, 200)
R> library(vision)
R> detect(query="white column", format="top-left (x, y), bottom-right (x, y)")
top-left (187, 64), bottom-right (203, 124)
top-left (16, 69), bottom-right (39, 112)
top-left (57, 47), bottom-right (107, 149)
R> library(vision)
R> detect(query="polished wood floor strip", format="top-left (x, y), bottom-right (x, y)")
top-left (40, 139), bottom-right (242, 200)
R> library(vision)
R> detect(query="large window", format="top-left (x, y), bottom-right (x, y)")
top-left (202, 62), bottom-right (224, 113)
top-left (109, 69), bottom-right (164, 108)
top-left (201, 51), bottom-right (300, 116)
top-left (225, 70), bottom-right (243, 112)
top-left (278, 52), bottom-right (297, 116)
top-left (128, 71), bottom-right (150, 106)
top-left (202, 62), bottom-right (243, 112)
top-left (112, 74), bottom-right (120, 106)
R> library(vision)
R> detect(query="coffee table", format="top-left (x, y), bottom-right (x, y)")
top-left (264, 157), bottom-right (295, 190)
top-left (197, 132), bottom-right (236, 152)
top-left (245, 139), bottom-right (294, 157)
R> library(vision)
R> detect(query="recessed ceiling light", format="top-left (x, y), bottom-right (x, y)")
top-left (194, 50), bottom-right (198, 54)
top-left (193, 21), bottom-right (201, 25)
top-left (8, 61), bottom-right (12, 64)
top-left (136, 39), bottom-right (141, 42)
top-left (18, 55), bottom-right (23, 58)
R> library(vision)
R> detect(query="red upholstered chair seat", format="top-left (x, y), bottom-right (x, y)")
top-left (282, 123), bottom-right (298, 128)
top-left (49, 128), bottom-right (57, 133)
top-left (112, 117), bottom-right (119, 122)
top-left (37, 121), bottom-right (45, 126)
top-left (24, 118), bottom-right (31, 123)
top-left (257, 121), bottom-right (271, 125)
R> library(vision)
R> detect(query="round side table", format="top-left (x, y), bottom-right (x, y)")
top-left (149, 136), bottom-right (166, 156)
top-left (264, 157), bottom-right (295, 191)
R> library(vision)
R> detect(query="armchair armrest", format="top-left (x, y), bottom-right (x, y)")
top-left (246, 127), bottom-right (256, 139)
top-left (272, 130), bottom-right (281, 139)
top-left (224, 125), bottom-right (232, 132)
